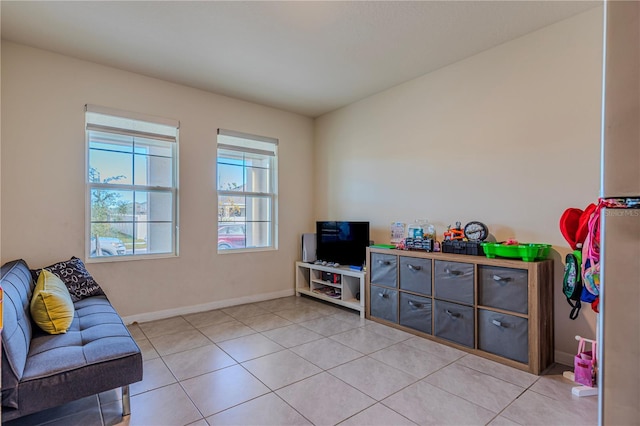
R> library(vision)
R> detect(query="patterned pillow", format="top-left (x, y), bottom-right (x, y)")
top-left (32, 257), bottom-right (105, 302)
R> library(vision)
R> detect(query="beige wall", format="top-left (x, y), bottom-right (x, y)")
top-left (314, 8), bottom-right (603, 359)
top-left (0, 41), bottom-right (314, 319)
top-left (1, 8), bottom-right (604, 359)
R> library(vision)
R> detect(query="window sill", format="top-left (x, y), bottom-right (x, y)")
top-left (217, 247), bottom-right (277, 255)
top-left (85, 253), bottom-right (178, 264)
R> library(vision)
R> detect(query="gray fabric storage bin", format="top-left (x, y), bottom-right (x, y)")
top-left (399, 256), bottom-right (432, 296)
top-left (370, 285), bottom-right (398, 323)
top-left (370, 253), bottom-right (397, 288)
top-left (479, 266), bottom-right (528, 314)
top-left (399, 292), bottom-right (432, 334)
top-left (433, 300), bottom-right (474, 348)
top-left (434, 261), bottom-right (474, 305)
top-left (478, 309), bottom-right (529, 364)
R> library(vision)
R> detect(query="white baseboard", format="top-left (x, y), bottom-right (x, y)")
top-left (555, 350), bottom-right (575, 367)
top-left (122, 288), bottom-right (295, 325)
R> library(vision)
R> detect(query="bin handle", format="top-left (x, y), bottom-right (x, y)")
top-left (408, 300), bottom-right (423, 309)
top-left (492, 319), bottom-right (507, 328)
top-left (445, 268), bottom-right (463, 276)
top-left (378, 292), bottom-right (388, 299)
top-left (492, 274), bottom-right (512, 282)
top-left (378, 260), bottom-right (391, 265)
top-left (407, 264), bottom-right (422, 271)
top-left (445, 309), bottom-right (461, 319)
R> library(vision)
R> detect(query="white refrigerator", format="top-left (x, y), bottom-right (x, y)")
top-left (598, 1), bottom-right (640, 424)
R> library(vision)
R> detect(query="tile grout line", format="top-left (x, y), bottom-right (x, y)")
top-left (15, 297), bottom-right (583, 426)
top-left (483, 360), bottom-right (542, 425)
top-left (133, 299), bottom-right (536, 424)
top-left (183, 314), bottom-right (327, 424)
top-left (157, 306), bottom-right (335, 421)
top-left (186, 301), bottom-right (365, 424)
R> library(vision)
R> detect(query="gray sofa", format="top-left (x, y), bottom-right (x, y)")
top-left (1, 259), bottom-right (143, 421)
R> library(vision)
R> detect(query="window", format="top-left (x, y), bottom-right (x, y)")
top-left (86, 105), bottom-right (179, 260)
top-left (217, 129), bottom-right (278, 251)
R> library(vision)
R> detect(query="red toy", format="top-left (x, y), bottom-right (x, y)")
top-left (443, 222), bottom-right (464, 241)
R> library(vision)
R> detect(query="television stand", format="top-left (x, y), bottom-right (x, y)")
top-left (295, 261), bottom-right (365, 318)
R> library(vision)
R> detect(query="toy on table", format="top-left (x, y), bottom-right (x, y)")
top-left (443, 221), bottom-right (464, 241)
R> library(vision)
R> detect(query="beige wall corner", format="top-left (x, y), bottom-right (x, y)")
top-left (314, 7), bottom-right (604, 358)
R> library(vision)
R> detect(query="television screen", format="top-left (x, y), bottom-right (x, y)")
top-left (316, 221), bottom-right (370, 266)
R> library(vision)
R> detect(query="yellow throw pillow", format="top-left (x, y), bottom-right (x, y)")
top-left (30, 270), bottom-right (75, 334)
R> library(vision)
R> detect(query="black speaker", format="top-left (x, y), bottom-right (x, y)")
top-left (301, 233), bottom-right (316, 263)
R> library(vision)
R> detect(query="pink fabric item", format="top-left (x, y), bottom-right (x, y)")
top-left (574, 338), bottom-right (597, 387)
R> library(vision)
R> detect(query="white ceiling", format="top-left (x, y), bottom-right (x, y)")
top-left (1, 1), bottom-right (600, 117)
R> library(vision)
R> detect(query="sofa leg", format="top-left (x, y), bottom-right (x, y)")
top-left (122, 385), bottom-right (131, 416)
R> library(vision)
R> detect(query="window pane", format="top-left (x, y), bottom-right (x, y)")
top-left (134, 154), bottom-right (173, 187)
top-left (245, 221), bottom-right (271, 248)
top-left (218, 148), bottom-right (245, 163)
top-left (144, 223), bottom-right (173, 254)
top-left (135, 137), bottom-right (173, 157)
top-left (217, 162), bottom-right (244, 191)
top-left (243, 151), bottom-right (270, 168)
top-left (245, 196), bottom-right (271, 222)
top-left (245, 166), bottom-right (269, 193)
top-left (218, 195), bottom-right (246, 221)
top-left (136, 191), bottom-right (173, 222)
top-left (218, 221), bottom-right (246, 250)
top-left (89, 149), bottom-right (132, 185)
top-left (89, 131), bottom-right (134, 153)
top-left (91, 189), bottom-right (133, 222)
top-left (90, 223), bottom-right (129, 257)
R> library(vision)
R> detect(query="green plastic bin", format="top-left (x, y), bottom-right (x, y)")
top-left (480, 243), bottom-right (551, 262)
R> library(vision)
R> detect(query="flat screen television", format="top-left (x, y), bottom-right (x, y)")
top-left (316, 221), bottom-right (370, 266)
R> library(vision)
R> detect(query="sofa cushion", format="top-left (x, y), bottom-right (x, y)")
top-left (26, 297), bottom-right (140, 379)
top-left (14, 296), bottom-right (142, 417)
top-left (32, 256), bottom-right (105, 302)
top-left (30, 270), bottom-right (75, 334)
top-left (1, 260), bottom-right (34, 409)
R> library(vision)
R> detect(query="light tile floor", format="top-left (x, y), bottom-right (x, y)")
top-left (5, 295), bottom-right (598, 426)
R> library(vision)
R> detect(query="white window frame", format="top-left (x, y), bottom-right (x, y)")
top-left (85, 104), bottom-right (179, 262)
top-left (217, 128), bottom-right (278, 253)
